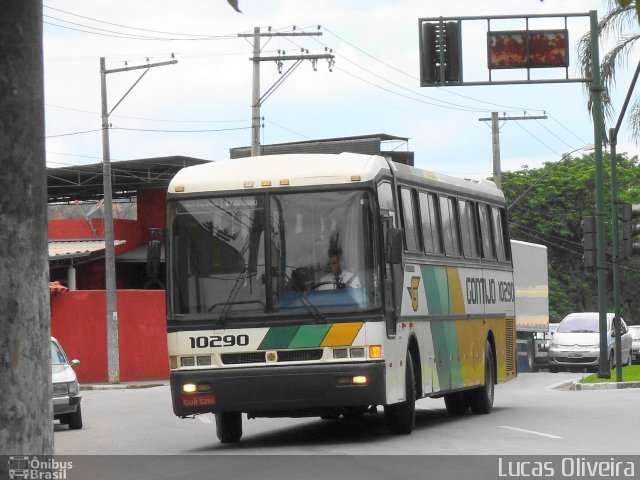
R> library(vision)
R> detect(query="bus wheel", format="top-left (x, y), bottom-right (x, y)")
top-left (384, 353), bottom-right (416, 435)
top-left (444, 392), bottom-right (468, 416)
top-left (215, 412), bottom-right (242, 443)
top-left (467, 340), bottom-right (494, 415)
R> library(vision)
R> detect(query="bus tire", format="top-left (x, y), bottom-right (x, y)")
top-left (444, 392), bottom-right (469, 416)
top-left (384, 353), bottom-right (416, 435)
top-left (215, 412), bottom-right (242, 443)
top-left (467, 340), bottom-right (495, 415)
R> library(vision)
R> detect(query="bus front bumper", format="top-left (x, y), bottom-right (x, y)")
top-left (170, 361), bottom-right (386, 417)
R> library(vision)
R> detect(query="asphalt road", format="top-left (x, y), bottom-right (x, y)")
top-left (54, 372), bottom-right (640, 455)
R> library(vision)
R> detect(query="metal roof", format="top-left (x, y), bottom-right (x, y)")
top-left (229, 134), bottom-right (413, 166)
top-left (49, 239), bottom-right (126, 267)
top-left (47, 155), bottom-right (212, 203)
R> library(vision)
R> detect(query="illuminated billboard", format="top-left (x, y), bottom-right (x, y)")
top-left (488, 29), bottom-right (569, 69)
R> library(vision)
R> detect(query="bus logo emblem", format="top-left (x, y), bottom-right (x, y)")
top-left (407, 276), bottom-right (421, 312)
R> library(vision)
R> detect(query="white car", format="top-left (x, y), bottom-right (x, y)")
top-left (630, 325), bottom-right (640, 364)
top-left (51, 337), bottom-right (82, 429)
top-left (548, 313), bottom-right (633, 373)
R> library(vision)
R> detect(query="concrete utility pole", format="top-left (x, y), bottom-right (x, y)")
top-left (238, 27), bottom-right (335, 156)
top-left (100, 56), bottom-right (176, 383)
top-left (478, 112), bottom-right (547, 189)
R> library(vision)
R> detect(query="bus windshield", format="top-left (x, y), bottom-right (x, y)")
top-left (168, 190), bottom-right (381, 321)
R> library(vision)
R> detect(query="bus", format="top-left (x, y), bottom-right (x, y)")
top-left (163, 152), bottom-right (517, 443)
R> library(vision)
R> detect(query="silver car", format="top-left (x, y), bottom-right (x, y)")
top-left (51, 337), bottom-right (82, 429)
top-left (630, 325), bottom-right (640, 364)
top-left (548, 313), bottom-right (633, 373)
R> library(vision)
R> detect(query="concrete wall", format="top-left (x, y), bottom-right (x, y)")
top-left (50, 289), bottom-right (168, 383)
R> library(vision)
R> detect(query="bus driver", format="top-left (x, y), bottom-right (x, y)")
top-left (317, 248), bottom-right (361, 290)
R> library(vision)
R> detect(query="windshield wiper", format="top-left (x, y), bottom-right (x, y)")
top-left (216, 267), bottom-right (250, 327)
top-left (283, 271), bottom-right (326, 323)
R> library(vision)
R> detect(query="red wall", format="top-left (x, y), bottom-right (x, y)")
top-left (48, 218), bottom-right (144, 255)
top-left (137, 189), bottom-right (167, 234)
top-left (51, 290), bottom-right (168, 383)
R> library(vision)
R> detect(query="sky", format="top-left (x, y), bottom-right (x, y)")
top-left (43, 0), bottom-right (638, 180)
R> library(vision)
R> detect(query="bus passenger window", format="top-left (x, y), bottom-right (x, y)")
top-left (459, 199), bottom-right (480, 258)
top-left (419, 192), bottom-right (442, 254)
top-left (399, 187), bottom-right (421, 251)
top-left (439, 196), bottom-right (461, 257)
top-left (492, 207), bottom-right (509, 261)
top-left (478, 203), bottom-right (495, 260)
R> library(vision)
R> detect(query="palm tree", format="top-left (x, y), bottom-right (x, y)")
top-left (579, 1), bottom-right (640, 138)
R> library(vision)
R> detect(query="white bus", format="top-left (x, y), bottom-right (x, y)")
top-left (163, 152), bottom-right (517, 443)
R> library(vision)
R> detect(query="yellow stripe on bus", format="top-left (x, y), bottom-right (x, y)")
top-left (321, 322), bottom-right (363, 346)
top-left (446, 266), bottom-right (466, 314)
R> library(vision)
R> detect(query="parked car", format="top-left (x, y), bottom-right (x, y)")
top-left (51, 337), bottom-right (82, 429)
top-left (630, 325), bottom-right (640, 365)
top-left (548, 313), bottom-right (632, 373)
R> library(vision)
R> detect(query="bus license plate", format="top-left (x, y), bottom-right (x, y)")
top-left (182, 394), bottom-right (216, 408)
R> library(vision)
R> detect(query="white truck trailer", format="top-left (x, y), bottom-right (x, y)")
top-left (511, 240), bottom-right (550, 372)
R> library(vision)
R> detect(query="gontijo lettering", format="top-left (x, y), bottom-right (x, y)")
top-left (466, 277), bottom-right (514, 305)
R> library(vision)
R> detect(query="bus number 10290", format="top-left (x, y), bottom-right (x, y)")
top-left (189, 334), bottom-right (250, 349)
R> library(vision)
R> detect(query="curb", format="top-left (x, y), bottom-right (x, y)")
top-left (81, 382), bottom-right (167, 391)
top-left (571, 380), bottom-right (640, 391)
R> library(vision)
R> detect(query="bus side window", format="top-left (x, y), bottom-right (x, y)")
top-left (492, 206), bottom-right (510, 261)
top-left (439, 195), bottom-right (462, 257)
top-left (478, 202), bottom-right (496, 260)
top-left (419, 191), bottom-right (443, 255)
top-left (399, 187), bottom-right (421, 252)
top-left (459, 199), bottom-right (480, 259)
top-left (377, 181), bottom-right (396, 225)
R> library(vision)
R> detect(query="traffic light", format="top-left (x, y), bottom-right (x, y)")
top-left (622, 203), bottom-right (640, 259)
top-left (581, 216), bottom-right (596, 267)
top-left (420, 20), bottom-right (462, 85)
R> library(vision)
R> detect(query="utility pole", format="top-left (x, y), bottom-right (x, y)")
top-left (100, 56), bottom-right (177, 383)
top-left (478, 112), bottom-right (547, 189)
top-left (238, 27), bottom-right (335, 156)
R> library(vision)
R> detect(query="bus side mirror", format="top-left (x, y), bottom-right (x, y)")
top-left (147, 239), bottom-right (162, 278)
top-left (386, 227), bottom-right (403, 264)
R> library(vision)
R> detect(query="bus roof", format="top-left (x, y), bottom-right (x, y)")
top-left (168, 152), bottom-right (503, 201)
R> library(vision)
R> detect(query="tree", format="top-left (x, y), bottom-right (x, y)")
top-left (503, 153), bottom-right (640, 322)
top-left (616, 1), bottom-right (640, 18)
top-left (579, 1), bottom-right (640, 137)
top-left (0, 0), bottom-right (53, 465)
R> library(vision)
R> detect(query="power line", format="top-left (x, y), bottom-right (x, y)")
top-left (43, 5), bottom-right (239, 39)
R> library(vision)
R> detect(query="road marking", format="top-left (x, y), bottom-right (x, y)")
top-left (198, 415), bottom-right (213, 424)
top-left (500, 426), bottom-right (561, 439)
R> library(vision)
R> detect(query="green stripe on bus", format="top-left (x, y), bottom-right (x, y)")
top-left (444, 320), bottom-right (463, 387)
top-left (258, 326), bottom-right (299, 350)
top-left (421, 265), bottom-right (451, 315)
top-left (431, 320), bottom-right (463, 390)
top-left (289, 324), bottom-right (332, 348)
